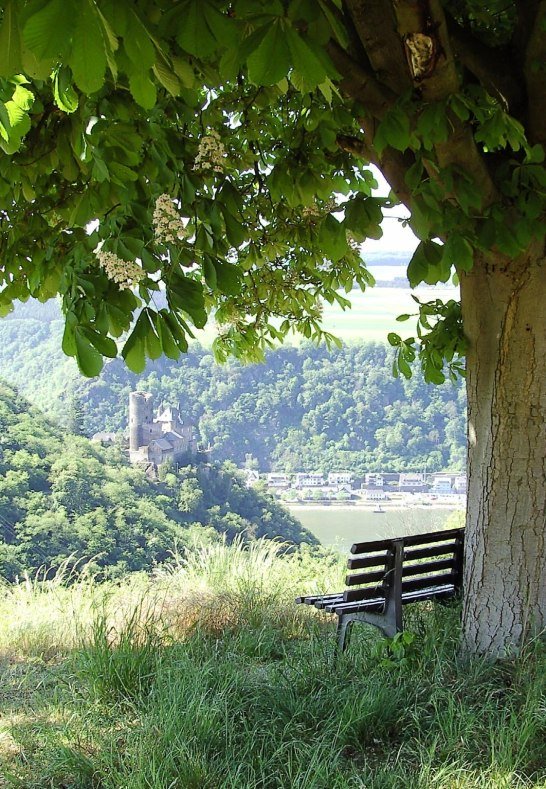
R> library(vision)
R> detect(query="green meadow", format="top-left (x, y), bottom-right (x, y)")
top-left (1, 541), bottom-right (544, 788)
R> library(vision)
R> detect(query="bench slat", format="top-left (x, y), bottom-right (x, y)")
top-left (402, 572), bottom-right (457, 593)
top-left (343, 585), bottom-right (385, 603)
top-left (295, 593), bottom-right (342, 605)
top-left (401, 557), bottom-right (455, 578)
top-left (350, 527), bottom-right (463, 555)
top-left (350, 537), bottom-right (397, 554)
top-left (402, 528), bottom-right (464, 547)
top-left (347, 553), bottom-right (390, 570)
top-left (403, 542), bottom-right (458, 561)
top-left (345, 568), bottom-right (388, 586)
top-left (326, 585), bottom-right (457, 615)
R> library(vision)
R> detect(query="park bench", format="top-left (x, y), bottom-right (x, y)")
top-left (296, 526), bottom-right (465, 651)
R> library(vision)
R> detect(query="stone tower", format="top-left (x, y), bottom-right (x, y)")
top-left (129, 391), bottom-right (154, 453)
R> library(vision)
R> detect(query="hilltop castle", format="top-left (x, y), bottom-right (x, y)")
top-left (128, 391), bottom-right (197, 466)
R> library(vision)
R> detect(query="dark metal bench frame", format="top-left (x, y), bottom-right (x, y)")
top-left (296, 527), bottom-right (465, 651)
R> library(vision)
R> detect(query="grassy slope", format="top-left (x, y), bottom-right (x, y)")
top-left (1, 542), bottom-right (544, 789)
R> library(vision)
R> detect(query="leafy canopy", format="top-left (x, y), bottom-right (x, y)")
top-left (0, 0), bottom-right (544, 382)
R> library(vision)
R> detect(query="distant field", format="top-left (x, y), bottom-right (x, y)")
top-left (319, 285), bottom-right (458, 342)
top-left (196, 284), bottom-right (459, 347)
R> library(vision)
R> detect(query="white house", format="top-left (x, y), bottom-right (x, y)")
top-left (364, 472), bottom-right (385, 489)
top-left (294, 472), bottom-right (325, 488)
top-left (431, 477), bottom-right (453, 494)
top-left (363, 490), bottom-right (390, 501)
top-left (327, 471), bottom-right (354, 486)
top-left (454, 475), bottom-right (467, 493)
top-left (398, 472), bottom-right (426, 492)
top-left (266, 473), bottom-right (291, 488)
top-left (242, 469), bottom-right (260, 487)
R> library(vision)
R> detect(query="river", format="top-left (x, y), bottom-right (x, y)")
top-left (289, 505), bottom-right (459, 552)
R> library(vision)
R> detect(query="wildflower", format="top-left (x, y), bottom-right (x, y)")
top-left (193, 130), bottom-right (226, 173)
top-left (95, 250), bottom-right (146, 290)
top-left (153, 194), bottom-right (187, 244)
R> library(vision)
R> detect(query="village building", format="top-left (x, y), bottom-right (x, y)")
top-left (362, 489), bottom-right (390, 501)
top-left (242, 469), bottom-right (260, 487)
top-left (453, 475), bottom-right (467, 494)
top-left (91, 431), bottom-right (117, 445)
top-left (327, 471), bottom-right (353, 486)
top-left (363, 472), bottom-right (385, 489)
top-left (294, 472), bottom-right (325, 488)
top-left (398, 472), bottom-right (427, 492)
top-left (128, 391), bottom-right (197, 466)
top-left (266, 472), bottom-right (291, 488)
top-left (430, 477), bottom-right (454, 494)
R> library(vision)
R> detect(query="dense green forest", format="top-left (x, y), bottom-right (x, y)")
top-left (0, 300), bottom-right (466, 474)
top-left (0, 382), bottom-right (310, 581)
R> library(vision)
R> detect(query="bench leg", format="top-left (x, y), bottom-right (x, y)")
top-left (336, 615), bottom-right (354, 653)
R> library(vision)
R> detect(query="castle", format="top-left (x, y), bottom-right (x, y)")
top-left (128, 391), bottom-right (197, 466)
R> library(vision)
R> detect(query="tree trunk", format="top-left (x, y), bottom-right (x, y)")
top-left (460, 247), bottom-right (546, 656)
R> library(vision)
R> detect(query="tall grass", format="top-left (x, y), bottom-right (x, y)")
top-left (0, 540), bottom-right (544, 788)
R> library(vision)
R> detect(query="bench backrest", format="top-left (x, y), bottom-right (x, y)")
top-left (343, 527), bottom-right (465, 604)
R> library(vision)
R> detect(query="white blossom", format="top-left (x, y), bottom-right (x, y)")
top-left (153, 193), bottom-right (187, 244)
top-left (95, 250), bottom-right (146, 290)
top-left (193, 130), bottom-right (226, 173)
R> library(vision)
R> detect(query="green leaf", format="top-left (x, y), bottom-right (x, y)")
top-left (176, 0), bottom-right (217, 58)
top-left (0, 1), bottom-right (22, 77)
top-left (129, 71), bottom-right (157, 109)
top-left (374, 106), bottom-right (411, 154)
top-left (143, 310), bottom-right (162, 360)
top-left (23, 0), bottom-right (73, 60)
top-left (407, 240), bottom-right (446, 287)
top-left (162, 311), bottom-right (189, 352)
top-left (122, 315), bottom-right (147, 373)
top-left (318, 214), bottom-right (348, 262)
top-left (80, 327), bottom-right (117, 358)
top-left (214, 260), bottom-right (243, 296)
top-left (222, 209), bottom-right (246, 247)
top-left (344, 196), bottom-right (383, 241)
top-left (203, 257), bottom-right (217, 289)
top-left (247, 22), bottom-right (291, 86)
top-left (69, 0), bottom-right (107, 94)
top-left (285, 26), bottom-right (327, 89)
top-left (124, 9), bottom-right (155, 70)
top-left (443, 234), bottom-right (474, 273)
top-left (168, 272), bottom-right (208, 328)
top-left (157, 312), bottom-right (181, 360)
top-left (74, 328), bottom-right (104, 376)
top-left (53, 66), bottom-right (78, 113)
top-left (152, 58), bottom-right (181, 96)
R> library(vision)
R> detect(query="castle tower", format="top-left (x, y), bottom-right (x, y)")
top-left (129, 391), bottom-right (154, 452)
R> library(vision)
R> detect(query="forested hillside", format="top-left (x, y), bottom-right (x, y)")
top-left (0, 300), bottom-right (466, 474)
top-left (79, 345), bottom-right (464, 474)
top-left (0, 382), bottom-right (310, 581)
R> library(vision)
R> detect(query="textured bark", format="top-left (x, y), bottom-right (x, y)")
top-left (460, 248), bottom-right (546, 655)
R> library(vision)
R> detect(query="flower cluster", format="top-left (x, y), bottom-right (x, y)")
top-left (153, 194), bottom-right (187, 244)
top-left (193, 130), bottom-right (226, 173)
top-left (95, 250), bottom-right (146, 290)
top-left (301, 200), bottom-right (338, 222)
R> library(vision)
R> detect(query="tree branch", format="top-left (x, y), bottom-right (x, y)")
top-left (445, 14), bottom-right (523, 113)
top-left (393, 0), bottom-right (498, 209)
top-left (326, 40), bottom-right (396, 119)
top-left (342, 0), bottom-right (412, 94)
top-left (337, 127), bottom-right (415, 209)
